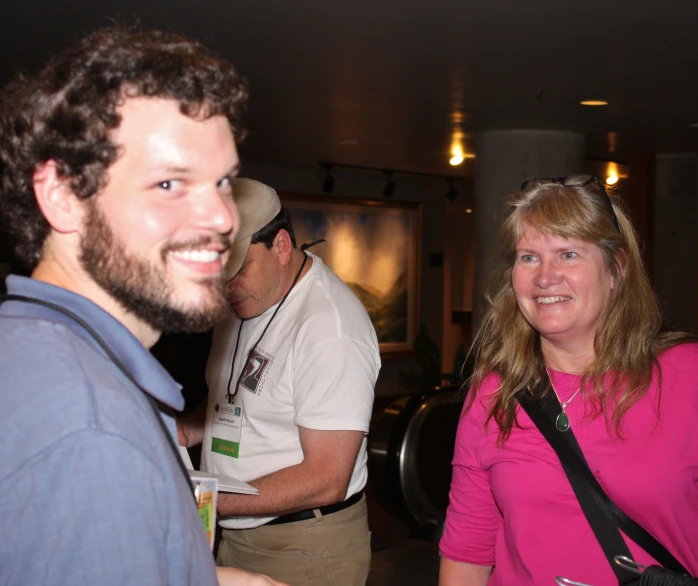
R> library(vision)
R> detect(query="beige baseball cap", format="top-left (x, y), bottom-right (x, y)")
top-left (224, 178), bottom-right (282, 281)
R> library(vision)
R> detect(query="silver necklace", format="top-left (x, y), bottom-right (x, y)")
top-left (546, 371), bottom-right (582, 432)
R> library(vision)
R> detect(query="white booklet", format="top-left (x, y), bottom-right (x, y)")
top-left (179, 446), bottom-right (259, 495)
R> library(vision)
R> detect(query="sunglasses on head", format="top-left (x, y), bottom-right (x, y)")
top-left (520, 174), bottom-right (621, 235)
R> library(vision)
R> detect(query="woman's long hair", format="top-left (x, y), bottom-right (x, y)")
top-left (469, 180), bottom-right (688, 445)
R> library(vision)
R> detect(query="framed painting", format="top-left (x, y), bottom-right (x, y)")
top-left (279, 194), bottom-right (421, 357)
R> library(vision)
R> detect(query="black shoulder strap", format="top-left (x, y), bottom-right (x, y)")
top-left (517, 390), bottom-right (689, 579)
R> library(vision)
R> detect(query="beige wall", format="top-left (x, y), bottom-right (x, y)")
top-left (442, 207), bottom-right (475, 375)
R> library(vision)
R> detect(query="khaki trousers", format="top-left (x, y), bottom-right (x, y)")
top-left (217, 495), bottom-right (371, 586)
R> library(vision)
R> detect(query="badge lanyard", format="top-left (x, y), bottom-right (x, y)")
top-left (225, 242), bottom-right (323, 404)
top-left (0, 293), bottom-right (196, 501)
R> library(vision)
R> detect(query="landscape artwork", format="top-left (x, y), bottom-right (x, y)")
top-left (279, 194), bottom-right (420, 355)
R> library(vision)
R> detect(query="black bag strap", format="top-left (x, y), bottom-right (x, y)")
top-left (517, 390), bottom-right (689, 580)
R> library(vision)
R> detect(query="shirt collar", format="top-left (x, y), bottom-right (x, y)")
top-left (2, 275), bottom-right (183, 411)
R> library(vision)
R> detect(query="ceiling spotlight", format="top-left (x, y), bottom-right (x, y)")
top-left (580, 100), bottom-right (609, 106)
top-left (465, 208), bottom-right (473, 214)
top-left (320, 163), bottom-right (335, 194)
top-left (382, 171), bottom-right (396, 198)
top-left (445, 178), bottom-right (458, 202)
top-left (450, 144), bottom-right (464, 166)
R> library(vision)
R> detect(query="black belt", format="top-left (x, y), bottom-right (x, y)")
top-left (265, 491), bottom-right (363, 526)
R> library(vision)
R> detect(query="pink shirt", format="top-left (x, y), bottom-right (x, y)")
top-left (440, 343), bottom-right (698, 585)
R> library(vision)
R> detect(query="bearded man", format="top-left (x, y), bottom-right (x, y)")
top-left (0, 26), bottom-right (284, 586)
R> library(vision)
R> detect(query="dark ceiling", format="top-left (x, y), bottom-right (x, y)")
top-left (2, 0), bottom-right (698, 178)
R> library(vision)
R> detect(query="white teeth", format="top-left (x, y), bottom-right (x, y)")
top-left (170, 249), bottom-right (220, 263)
top-left (536, 296), bottom-right (571, 304)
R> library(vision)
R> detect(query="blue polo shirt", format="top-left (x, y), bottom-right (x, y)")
top-left (0, 275), bottom-right (217, 586)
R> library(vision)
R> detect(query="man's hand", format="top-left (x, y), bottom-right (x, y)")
top-left (176, 402), bottom-right (207, 447)
top-left (216, 566), bottom-right (289, 586)
top-left (176, 419), bottom-right (189, 447)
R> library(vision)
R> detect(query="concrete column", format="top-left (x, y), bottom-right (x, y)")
top-left (654, 154), bottom-right (698, 334)
top-left (473, 130), bottom-right (585, 327)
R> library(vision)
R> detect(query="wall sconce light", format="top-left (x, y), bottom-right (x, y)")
top-left (321, 163), bottom-right (335, 194)
top-left (445, 178), bottom-right (458, 202)
top-left (450, 146), bottom-right (464, 166)
top-left (382, 171), bottom-right (396, 198)
top-left (604, 161), bottom-right (622, 186)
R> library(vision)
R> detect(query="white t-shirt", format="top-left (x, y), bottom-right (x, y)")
top-left (201, 253), bottom-right (380, 529)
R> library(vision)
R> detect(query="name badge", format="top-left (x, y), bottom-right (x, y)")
top-left (211, 403), bottom-right (243, 458)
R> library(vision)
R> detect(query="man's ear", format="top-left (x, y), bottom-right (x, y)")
top-left (273, 229), bottom-right (294, 266)
top-left (32, 161), bottom-right (83, 233)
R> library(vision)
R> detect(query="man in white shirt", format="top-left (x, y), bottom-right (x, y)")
top-left (179, 178), bottom-right (380, 585)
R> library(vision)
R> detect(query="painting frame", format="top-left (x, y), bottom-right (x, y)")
top-left (279, 193), bottom-right (421, 358)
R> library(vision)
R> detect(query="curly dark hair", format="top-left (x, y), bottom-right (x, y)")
top-left (0, 26), bottom-right (248, 270)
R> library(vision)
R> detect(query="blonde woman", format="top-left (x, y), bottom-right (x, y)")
top-left (439, 175), bottom-right (698, 585)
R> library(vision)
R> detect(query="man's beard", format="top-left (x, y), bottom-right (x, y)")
top-left (78, 201), bottom-right (229, 334)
